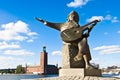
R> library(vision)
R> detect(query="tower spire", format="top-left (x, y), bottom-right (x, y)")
top-left (43, 45), bottom-right (46, 52)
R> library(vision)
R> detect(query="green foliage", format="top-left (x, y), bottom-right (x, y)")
top-left (16, 65), bottom-right (23, 74)
top-left (0, 69), bottom-right (15, 74)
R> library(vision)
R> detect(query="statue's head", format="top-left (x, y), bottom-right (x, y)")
top-left (68, 11), bottom-right (79, 22)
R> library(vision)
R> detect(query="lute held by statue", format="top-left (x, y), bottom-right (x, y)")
top-left (61, 20), bottom-right (100, 43)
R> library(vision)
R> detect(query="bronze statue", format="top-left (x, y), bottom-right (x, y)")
top-left (35, 11), bottom-right (100, 69)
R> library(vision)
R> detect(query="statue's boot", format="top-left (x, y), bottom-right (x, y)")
top-left (86, 64), bottom-right (97, 70)
top-left (83, 55), bottom-right (98, 69)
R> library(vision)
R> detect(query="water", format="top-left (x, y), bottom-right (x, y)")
top-left (102, 74), bottom-right (120, 78)
top-left (0, 74), bottom-right (119, 80)
top-left (0, 74), bottom-right (58, 80)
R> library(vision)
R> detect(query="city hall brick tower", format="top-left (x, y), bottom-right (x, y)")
top-left (26, 46), bottom-right (58, 74)
top-left (40, 46), bottom-right (47, 75)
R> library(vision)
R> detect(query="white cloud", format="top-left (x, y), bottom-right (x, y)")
top-left (112, 17), bottom-right (119, 23)
top-left (117, 30), bottom-right (120, 34)
top-left (52, 50), bottom-right (61, 56)
top-left (93, 45), bottom-right (120, 55)
top-left (87, 16), bottom-right (103, 22)
top-left (87, 15), bottom-right (119, 23)
top-left (0, 56), bottom-right (14, 61)
top-left (0, 41), bottom-right (20, 50)
top-left (27, 32), bottom-right (38, 36)
top-left (104, 15), bottom-right (119, 23)
top-left (67, 0), bottom-right (89, 8)
top-left (0, 29), bottom-right (28, 41)
top-left (0, 20), bottom-right (38, 69)
top-left (0, 20), bottom-right (38, 41)
top-left (104, 14), bottom-right (112, 20)
top-left (0, 56), bottom-right (26, 69)
top-left (91, 58), bottom-right (105, 67)
top-left (4, 49), bottom-right (34, 56)
top-left (27, 39), bottom-right (34, 43)
top-left (104, 32), bottom-right (108, 35)
top-left (1, 21), bottom-right (29, 33)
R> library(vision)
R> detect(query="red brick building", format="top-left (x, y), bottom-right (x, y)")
top-left (26, 46), bottom-right (58, 74)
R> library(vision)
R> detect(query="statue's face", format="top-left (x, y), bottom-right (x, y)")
top-left (68, 11), bottom-right (79, 22)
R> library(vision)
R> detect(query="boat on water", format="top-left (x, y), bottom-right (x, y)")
top-left (102, 71), bottom-right (120, 78)
top-left (113, 74), bottom-right (120, 78)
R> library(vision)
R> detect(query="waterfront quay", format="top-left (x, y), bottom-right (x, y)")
top-left (22, 76), bottom-right (120, 80)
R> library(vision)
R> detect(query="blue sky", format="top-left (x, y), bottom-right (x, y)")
top-left (0, 0), bottom-right (120, 69)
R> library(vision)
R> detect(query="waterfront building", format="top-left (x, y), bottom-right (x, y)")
top-left (26, 46), bottom-right (58, 74)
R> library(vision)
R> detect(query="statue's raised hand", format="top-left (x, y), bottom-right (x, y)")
top-left (95, 19), bottom-right (101, 22)
top-left (35, 17), bottom-right (45, 23)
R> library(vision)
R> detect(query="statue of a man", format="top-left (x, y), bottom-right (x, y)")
top-left (35, 11), bottom-right (100, 69)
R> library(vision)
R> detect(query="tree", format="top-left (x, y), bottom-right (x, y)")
top-left (16, 65), bottom-right (23, 74)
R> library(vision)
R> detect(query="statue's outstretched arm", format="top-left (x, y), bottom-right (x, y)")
top-left (35, 17), bottom-right (63, 31)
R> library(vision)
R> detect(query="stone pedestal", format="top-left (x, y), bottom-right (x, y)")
top-left (62, 43), bottom-right (85, 68)
top-left (59, 68), bottom-right (101, 77)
